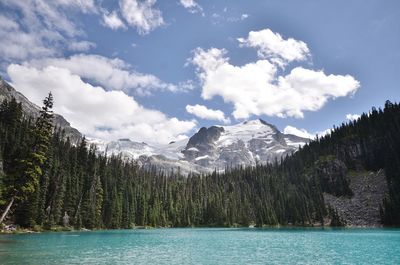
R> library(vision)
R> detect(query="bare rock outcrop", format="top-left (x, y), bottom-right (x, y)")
top-left (324, 170), bottom-right (387, 226)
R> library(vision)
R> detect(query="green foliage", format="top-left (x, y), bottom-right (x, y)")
top-left (0, 94), bottom-right (54, 226)
top-left (0, 98), bottom-right (399, 228)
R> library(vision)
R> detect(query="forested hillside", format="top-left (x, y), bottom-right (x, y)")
top-left (0, 95), bottom-right (399, 229)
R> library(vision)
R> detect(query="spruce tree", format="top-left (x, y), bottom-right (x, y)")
top-left (1, 93), bottom-right (54, 226)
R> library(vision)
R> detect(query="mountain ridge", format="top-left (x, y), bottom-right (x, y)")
top-left (1, 76), bottom-right (399, 228)
top-left (0, 77), bottom-right (81, 143)
top-left (0, 77), bottom-right (308, 174)
top-left (90, 118), bottom-right (310, 174)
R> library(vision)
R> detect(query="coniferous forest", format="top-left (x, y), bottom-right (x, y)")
top-left (0, 94), bottom-right (399, 229)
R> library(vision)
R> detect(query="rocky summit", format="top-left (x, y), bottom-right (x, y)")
top-left (91, 119), bottom-right (309, 174)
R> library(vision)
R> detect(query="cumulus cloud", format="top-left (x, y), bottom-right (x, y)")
top-left (284, 126), bottom-right (332, 140)
top-left (7, 64), bottom-right (196, 144)
top-left (102, 10), bottom-right (127, 30)
top-left (277, 68), bottom-right (360, 118)
top-left (190, 30), bottom-right (360, 119)
top-left (27, 54), bottom-right (180, 96)
top-left (346, 113), bottom-right (361, 121)
top-left (284, 126), bottom-right (314, 139)
top-left (238, 28), bottom-right (310, 67)
top-left (119, 0), bottom-right (164, 35)
top-left (186, 104), bottom-right (230, 124)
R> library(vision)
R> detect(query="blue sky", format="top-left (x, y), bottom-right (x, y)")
top-left (0, 0), bottom-right (399, 144)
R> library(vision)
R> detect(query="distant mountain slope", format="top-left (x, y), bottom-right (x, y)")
top-left (91, 119), bottom-right (309, 174)
top-left (0, 77), bottom-right (81, 143)
top-left (1, 79), bottom-right (399, 228)
top-left (0, 77), bottom-right (308, 173)
top-left (182, 119), bottom-right (309, 170)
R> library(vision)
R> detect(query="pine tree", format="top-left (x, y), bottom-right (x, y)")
top-left (1, 93), bottom-right (54, 226)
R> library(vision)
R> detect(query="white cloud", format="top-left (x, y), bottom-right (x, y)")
top-left (240, 14), bottom-right (249, 20)
top-left (178, 80), bottom-right (195, 91)
top-left (186, 104), bottom-right (230, 124)
top-left (102, 10), bottom-right (127, 30)
top-left (68, 41), bottom-right (96, 52)
top-left (190, 46), bottom-right (360, 119)
top-left (277, 67), bottom-right (360, 117)
top-left (53, 0), bottom-right (98, 13)
top-left (0, 14), bottom-right (19, 30)
top-left (27, 54), bottom-right (180, 96)
top-left (7, 0), bottom-right (82, 37)
top-left (346, 113), bottom-right (361, 121)
top-left (284, 126), bottom-right (314, 139)
top-left (212, 12), bottom-right (248, 24)
top-left (119, 0), bottom-right (164, 35)
top-left (180, 0), bottom-right (197, 8)
top-left (238, 28), bottom-right (310, 67)
top-left (0, 14), bottom-right (58, 61)
top-left (7, 64), bottom-right (196, 144)
top-left (316, 128), bottom-right (332, 138)
top-left (284, 125), bottom-right (332, 140)
top-left (179, 0), bottom-right (203, 14)
top-left (0, 0), bottom-right (96, 62)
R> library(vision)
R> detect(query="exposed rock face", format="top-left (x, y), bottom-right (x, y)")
top-left (183, 126), bottom-right (224, 162)
top-left (0, 78), bottom-right (81, 143)
top-left (90, 119), bottom-right (310, 175)
top-left (187, 126), bottom-right (225, 149)
top-left (337, 138), bottom-right (365, 170)
top-left (181, 119), bottom-right (309, 171)
top-left (324, 170), bottom-right (387, 227)
top-left (1, 77), bottom-right (309, 175)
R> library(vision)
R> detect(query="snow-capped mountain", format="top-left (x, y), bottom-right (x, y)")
top-left (1, 77), bottom-right (308, 175)
top-left (89, 119), bottom-right (309, 174)
top-left (182, 119), bottom-right (308, 170)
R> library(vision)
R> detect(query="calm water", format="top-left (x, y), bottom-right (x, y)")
top-left (0, 228), bottom-right (399, 264)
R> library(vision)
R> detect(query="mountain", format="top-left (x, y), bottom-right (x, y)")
top-left (182, 119), bottom-right (308, 169)
top-left (0, 77), bottom-right (307, 174)
top-left (0, 77), bottom-right (81, 143)
top-left (1, 78), bottom-right (399, 228)
top-left (90, 119), bottom-right (309, 174)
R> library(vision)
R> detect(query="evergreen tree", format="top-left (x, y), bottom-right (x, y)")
top-left (1, 98), bottom-right (400, 228)
top-left (0, 93), bottom-right (54, 226)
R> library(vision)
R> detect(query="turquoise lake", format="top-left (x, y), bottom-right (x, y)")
top-left (0, 228), bottom-right (399, 264)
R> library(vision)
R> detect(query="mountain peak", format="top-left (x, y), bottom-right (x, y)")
top-left (238, 118), bottom-right (280, 134)
top-left (242, 118), bottom-right (269, 126)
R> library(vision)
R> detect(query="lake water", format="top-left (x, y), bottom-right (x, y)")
top-left (0, 228), bottom-right (399, 264)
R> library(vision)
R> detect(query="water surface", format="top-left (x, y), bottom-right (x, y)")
top-left (0, 228), bottom-right (399, 264)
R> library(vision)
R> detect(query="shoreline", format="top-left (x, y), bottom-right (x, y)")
top-left (1, 224), bottom-right (393, 234)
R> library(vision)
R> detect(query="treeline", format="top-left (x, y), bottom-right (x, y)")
top-left (0, 95), bottom-right (399, 228)
top-left (289, 100), bottom-right (400, 225)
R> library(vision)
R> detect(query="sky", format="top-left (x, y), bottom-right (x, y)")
top-left (0, 0), bottom-right (399, 145)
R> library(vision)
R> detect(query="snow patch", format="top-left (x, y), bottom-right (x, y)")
top-left (195, 155), bottom-right (209, 161)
